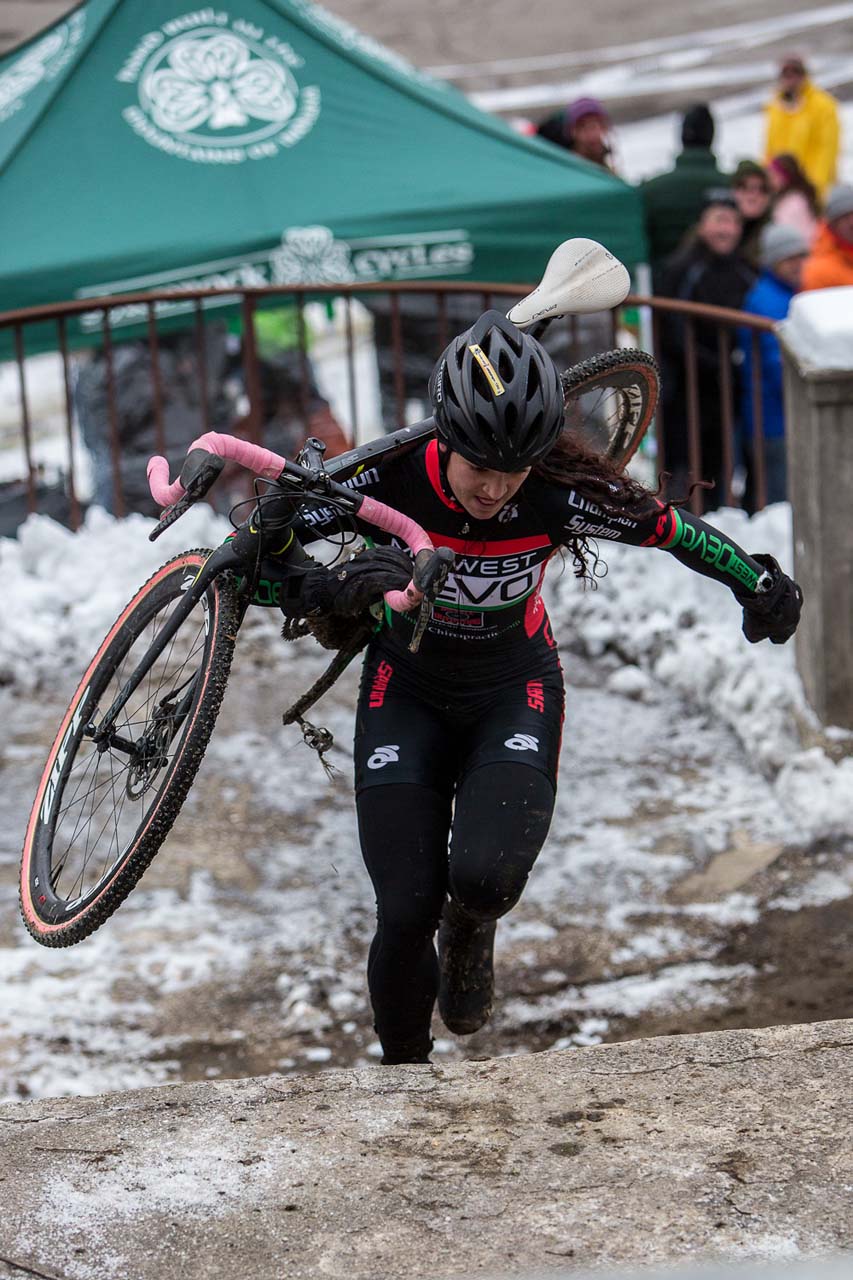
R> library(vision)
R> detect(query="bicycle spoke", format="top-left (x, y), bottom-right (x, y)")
top-left (33, 569), bottom-right (220, 922)
top-left (53, 754), bottom-right (134, 894)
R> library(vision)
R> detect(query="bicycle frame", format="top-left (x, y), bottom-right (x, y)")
top-left (90, 417), bottom-right (438, 746)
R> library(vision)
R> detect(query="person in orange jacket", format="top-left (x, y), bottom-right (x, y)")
top-left (764, 55), bottom-right (840, 201)
top-left (801, 185), bottom-right (853, 290)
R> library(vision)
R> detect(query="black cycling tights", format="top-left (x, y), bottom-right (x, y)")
top-left (356, 763), bottom-right (556, 1056)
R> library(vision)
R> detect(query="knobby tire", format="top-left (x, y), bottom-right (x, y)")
top-left (561, 347), bottom-right (659, 468)
top-left (20, 549), bottom-right (241, 947)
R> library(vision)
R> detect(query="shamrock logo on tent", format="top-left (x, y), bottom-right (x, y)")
top-left (0, 13), bottom-right (87, 124)
top-left (271, 227), bottom-right (355, 284)
top-left (142, 33), bottom-right (298, 137)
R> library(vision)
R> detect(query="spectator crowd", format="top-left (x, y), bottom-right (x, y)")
top-left (536, 53), bottom-right (849, 511)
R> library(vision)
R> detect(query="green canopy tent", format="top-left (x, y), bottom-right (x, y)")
top-left (0, 0), bottom-right (646, 349)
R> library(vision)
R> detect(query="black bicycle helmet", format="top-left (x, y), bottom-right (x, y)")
top-left (428, 310), bottom-right (564, 470)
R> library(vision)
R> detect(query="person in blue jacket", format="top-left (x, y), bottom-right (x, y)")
top-left (737, 222), bottom-right (809, 510)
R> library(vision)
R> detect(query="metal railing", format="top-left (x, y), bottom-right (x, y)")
top-left (0, 282), bottom-right (774, 529)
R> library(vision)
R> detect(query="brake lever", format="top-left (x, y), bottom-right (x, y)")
top-left (407, 547), bottom-right (455, 654)
top-left (149, 450), bottom-right (226, 542)
top-left (149, 493), bottom-right (194, 542)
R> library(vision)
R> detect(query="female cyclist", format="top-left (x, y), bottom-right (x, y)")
top-left (288, 310), bottom-right (803, 1065)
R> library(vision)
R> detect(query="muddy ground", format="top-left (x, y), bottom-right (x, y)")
top-left (3, 605), bottom-right (850, 1100)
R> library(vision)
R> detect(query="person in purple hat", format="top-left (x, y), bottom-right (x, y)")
top-left (537, 96), bottom-right (614, 170)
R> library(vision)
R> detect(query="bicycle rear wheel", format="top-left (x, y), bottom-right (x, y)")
top-left (561, 348), bottom-right (659, 468)
top-left (20, 549), bottom-right (241, 947)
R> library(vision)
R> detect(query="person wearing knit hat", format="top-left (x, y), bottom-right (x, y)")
top-left (681, 103), bottom-right (715, 149)
top-left (699, 186), bottom-right (739, 215)
top-left (536, 95), bottom-right (613, 170)
top-left (802, 183), bottom-right (853, 289)
top-left (824, 184), bottom-right (853, 224)
top-left (760, 223), bottom-right (809, 275)
top-left (565, 97), bottom-right (612, 167)
top-left (736, 222), bottom-right (809, 509)
top-left (640, 103), bottom-right (728, 274)
top-left (732, 160), bottom-right (772, 266)
top-left (763, 54), bottom-right (840, 200)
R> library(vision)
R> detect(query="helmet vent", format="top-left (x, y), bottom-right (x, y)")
top-left (497, 346), bottom-right (515, 382)
top-left (475, 410), bottom-right (498, 447)
top-left (470, 360), bottom-right (494, 399)
top-left (525, 359), bottom-right (541, 402)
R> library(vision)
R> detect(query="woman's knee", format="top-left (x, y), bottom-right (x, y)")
top-left (449, 764), bottom-right (556, 922)
top-left (448, 857), bottom-right (531, 922)
top-left (375, 890), bottom-right (444, 949)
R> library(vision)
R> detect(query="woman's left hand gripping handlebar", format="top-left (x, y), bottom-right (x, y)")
top-left (301, 546), bottom-right (417, 618)
top-left (300, 543), bottom-right (455, 653)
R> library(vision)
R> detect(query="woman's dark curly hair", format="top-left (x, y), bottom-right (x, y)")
top-left (533, 427), bottom-right (668, 585)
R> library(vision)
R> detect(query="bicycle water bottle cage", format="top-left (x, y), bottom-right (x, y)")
top-left (149, 450), bottom-right (226, 542)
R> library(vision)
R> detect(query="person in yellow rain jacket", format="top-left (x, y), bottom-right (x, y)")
top-left (764, 55), bottom-right (840, 201)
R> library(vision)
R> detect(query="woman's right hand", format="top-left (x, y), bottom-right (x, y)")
top-left (301, 546), bottom-right (413, 618)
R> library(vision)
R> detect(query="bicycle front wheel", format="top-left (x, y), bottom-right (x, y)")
top-left (561, 348), bottom-right (659, 468)
top-left (20, 549), bottom-right (241, 947)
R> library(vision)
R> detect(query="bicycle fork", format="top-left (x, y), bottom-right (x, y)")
top-left (86, 542), bottom-right (243, 754)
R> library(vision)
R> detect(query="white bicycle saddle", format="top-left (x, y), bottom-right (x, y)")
top-left (507, 238), bottom-right (631, 328)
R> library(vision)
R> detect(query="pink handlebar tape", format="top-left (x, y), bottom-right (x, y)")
top-left (358, 495), bottom-right (434, 613)
top-left (147, 433), bottom-right (287, 507)
top-left (146, 435), bottom-right (437, 614)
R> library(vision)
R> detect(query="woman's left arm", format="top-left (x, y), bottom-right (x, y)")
top-left (541, 487), bottom-right (803, 644)
top-left (639, 505), bottom-right (803, 644)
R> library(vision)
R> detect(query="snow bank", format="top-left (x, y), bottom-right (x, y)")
top-left (546, 502), bottom-right (853, 836)
top-left (0, 506), bottom-right (232, 693)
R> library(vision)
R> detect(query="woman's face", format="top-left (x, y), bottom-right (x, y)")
top-left (445, 450), bottom-right (531, 520)
top-left (734, 177), bottom-right (771, 220)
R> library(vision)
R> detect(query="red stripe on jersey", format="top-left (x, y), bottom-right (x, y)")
top-left (426, 531), bottom-right (553, 555)
top-left (641, 506), bottom-right (677, 547)
top-left (425, 439), bottom-right (463, 511)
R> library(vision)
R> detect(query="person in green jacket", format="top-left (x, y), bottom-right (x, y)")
top-left (640, 104), bottom-right (728, 281)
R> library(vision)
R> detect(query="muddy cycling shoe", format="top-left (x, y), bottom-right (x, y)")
top-left (380, 1036), bottom-right (433, 1066)
top-left (438, 898), bottom-right (496, 1036)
